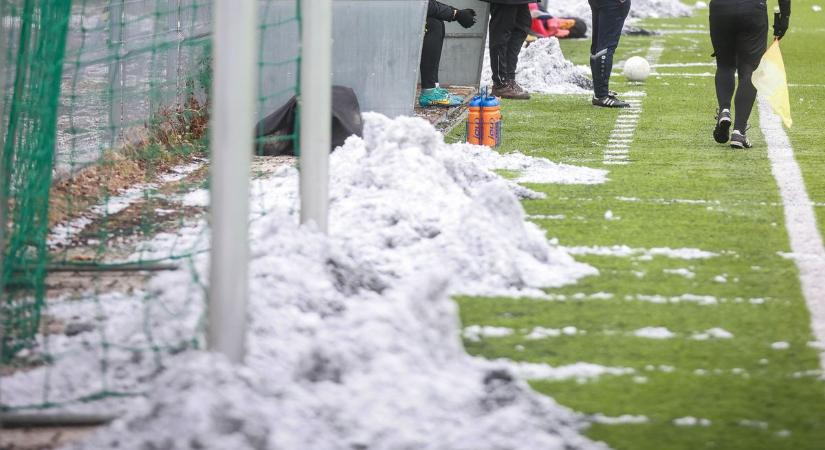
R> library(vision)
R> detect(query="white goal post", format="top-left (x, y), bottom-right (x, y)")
top-left (299, 0), bottom-right (332, 232)
top-left (208, 0), bottom-right (332, 362)
top-left (208, 0), bottom-right (258, 362)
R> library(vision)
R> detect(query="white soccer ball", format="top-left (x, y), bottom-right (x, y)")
top-left (623, 56), bottom-right (651, 82)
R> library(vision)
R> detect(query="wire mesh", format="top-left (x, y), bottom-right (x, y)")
top-left (1, 0), bottom-right (301, 412)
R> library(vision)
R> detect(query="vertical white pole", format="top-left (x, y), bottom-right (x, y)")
top-left (0, 13), bottom-right (7, 304)
top-left (299, 0), bottom-right (331, 232)
top-left (208, 0), bottom-right (257, 362)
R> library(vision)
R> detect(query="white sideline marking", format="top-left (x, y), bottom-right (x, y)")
top-left (601, 41), bottom-right (662, 166)
top-left (759, 98), bottom-right (825, 369)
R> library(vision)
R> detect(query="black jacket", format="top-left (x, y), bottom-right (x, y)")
top-left (428, 0), bottom-right (456, 21)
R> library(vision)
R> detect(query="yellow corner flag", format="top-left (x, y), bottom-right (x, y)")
top-left (752, 40), bottom-right (793, 128)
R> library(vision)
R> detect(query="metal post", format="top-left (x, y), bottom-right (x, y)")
top-left (208, 0), bottom-right (257, 362)
top-left (299, 0), bottom-right (331, 233)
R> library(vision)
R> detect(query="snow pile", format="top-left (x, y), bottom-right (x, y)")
top-left (481, 37), bottom-right (592, 94)
top-left (548, 0), bottom-right (692, 32)
top-left (628, 0), bottom-right (693, 19)
top-left (8, 113), bottom-right (614, 449)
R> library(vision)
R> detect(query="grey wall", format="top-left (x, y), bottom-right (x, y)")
top-left (436, 0), bottom-right (488, 87)
top-left (259, 0), bottom-right (428, 120)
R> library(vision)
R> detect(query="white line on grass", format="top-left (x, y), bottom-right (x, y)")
top-left (759, 98), bottom-right (825, 369)
top-left (602, 41), bottom-right (663, 166)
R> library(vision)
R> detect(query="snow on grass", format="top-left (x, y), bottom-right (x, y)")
top-left (633, 327), bottom-right (676, 339)
top-left (628, 293), bottom-right (719, 305)
top-left (562, 245), bottom-right (719, 260)
top-left (182, 188), bottom-right (210, 207)
top-left (664, 268), bottom-right (695, 279)
top-left (736, 419), bottom-right (768, 430)
top-left (673, 417), bottom-right (712, 427)
top-left (591, 414), bottom-right (650, 425)
top-left (527, 292), bottom-right (615, 302)
top-left (463, 325), bottom-right (514, 342)
top-left (467, 145), bottom-right (608, 185)
top-left (771, 341), bottom-right (791, 350)
top-left (12, 113), bottom-right (613, 449)
top-left (691, 328), bottom-right (734, 340)
top-left (526, 326), bottom-right (582, 340)
top-left (47, 184), bottom-right (152, 247)
top-left (501, 360), bottom-right (635, 382)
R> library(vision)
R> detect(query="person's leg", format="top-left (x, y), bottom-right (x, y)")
top-left (709, 10), bottom-right (737, 111)
top-left (589, 0), bottom-right (600, 55)
top-left (732, 10), bottom-right (769, 132)
top-left (590, 0), bottom-right (630, 99)
top-left (420, 17), bottom-right (445, 90)
top-left (504, 4), bottom-right (531, 82)
top-left (488, 4), bottom-right (514, 87)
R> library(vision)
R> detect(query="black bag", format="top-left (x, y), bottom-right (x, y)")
top-left (566, 17), bottom-right (587, 39)
top-left (254, 85), bottom-right (363, 156)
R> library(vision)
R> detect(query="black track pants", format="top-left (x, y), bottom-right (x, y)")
top-left (709, 3), bottom-right (768, 131)
top-left (488, 3), bottom-right (531, 86)
top-left (420, 17), bottom-right (445, 90)
top-left (589, 0), bottom-right (630, 98)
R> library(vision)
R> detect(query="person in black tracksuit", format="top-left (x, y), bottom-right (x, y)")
top-left (710, 0), bottom-right (790, 148)
top-left (419, 0), bottom-right (477, 106)
top-left (481, 0), bottom-right (535, 100)
top-left (589, 0), bottom-right (632, 108)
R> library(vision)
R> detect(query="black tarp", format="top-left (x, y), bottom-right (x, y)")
top-left (254, 85), bottom-right (363, 156)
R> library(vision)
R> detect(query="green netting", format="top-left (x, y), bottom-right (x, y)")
top-left (0, 0), bottom-right (301, 411)
top-left (2, 0), bottom-right (73, 362)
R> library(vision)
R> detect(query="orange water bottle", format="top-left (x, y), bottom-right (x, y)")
top-left (466, 94), bottom-right (483, 145)
top-left (481, 94), bottom-right (501, 147)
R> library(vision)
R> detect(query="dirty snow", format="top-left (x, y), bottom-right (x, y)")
top-left (7, 114), bottom-right (614, 450)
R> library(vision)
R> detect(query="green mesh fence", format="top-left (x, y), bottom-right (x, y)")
top-left (1, 0), bottom-right (301, 412)
top-left (2, 0), bottom-right (73, 363)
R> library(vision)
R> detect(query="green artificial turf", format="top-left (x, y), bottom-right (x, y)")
top-left (454, 2), bottom-right (825, 449)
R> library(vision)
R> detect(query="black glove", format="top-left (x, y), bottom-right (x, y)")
top-left (454, 8), bottom-right (476, 28)
top-left (773, 12), bottom-right (789, 39)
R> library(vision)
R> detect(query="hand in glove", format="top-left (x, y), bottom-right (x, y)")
top-left (773, 12), bottom-right (789, 39)
top-left (454, 8), bottom-right (476, 29)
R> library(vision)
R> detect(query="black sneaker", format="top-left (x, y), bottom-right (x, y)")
top-left (592, 94), bottom-right (629, 108)
top-left (729, 130), bottom-right (752, 149)
top-left (713, 108), bottom-right (731, 143)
